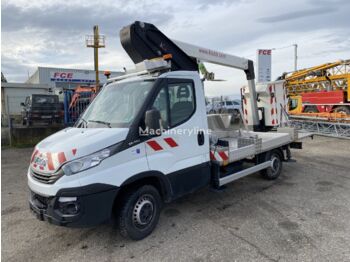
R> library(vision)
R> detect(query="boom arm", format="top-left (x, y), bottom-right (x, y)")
top-left (174, 40), bottom-right (259, 128)
top-left (120, 21), bottom-right (260, 129)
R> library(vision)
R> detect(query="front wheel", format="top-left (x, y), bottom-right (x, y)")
top-left (261, 150), bottom-right (283, 180)
top-left (118, 185), bottom-right (162, 240)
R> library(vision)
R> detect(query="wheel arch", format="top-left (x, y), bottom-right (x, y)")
top-left (256, 147), bottom-right (285, 163)
top-left (119, 171), bottom-right (173, 203)
top-left (333, 105), bottom-right (350, 114)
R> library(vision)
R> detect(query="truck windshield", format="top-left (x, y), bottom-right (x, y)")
top-left (33, 96), bottom-right (57, 104)
top-left (80, 79), bottom-right (155, 128)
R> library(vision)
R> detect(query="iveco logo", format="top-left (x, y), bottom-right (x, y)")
top-left (34, 156), bottom-right (47, 167)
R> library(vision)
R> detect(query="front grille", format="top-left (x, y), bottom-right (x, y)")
top-left (31, 192), bottom-right (52, 209)
top-left (31, 169), bottom-right (63, 184)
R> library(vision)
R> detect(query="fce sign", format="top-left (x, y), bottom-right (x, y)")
top-left (258, 50), bottom-right (271, 55)
top-left (50, 71), bottom-right (95, 83)
top-left (257, 49), bottom-right (272, 82)
top-left (53, 72), bottom-right (73, 79)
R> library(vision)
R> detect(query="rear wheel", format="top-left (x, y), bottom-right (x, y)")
top-left (118, 185), bottom-right (162, 240)
top-left (261, 150), bottom-right (283, 180)
top-left (303, 106), bottom-right (318, 113)
top-left (334, 106), bottom-right (350, 115)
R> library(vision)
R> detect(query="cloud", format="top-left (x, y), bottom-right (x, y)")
top-left (1, 2), bottom-right (172, 34)
top-left (1, 0), bottom-right (350, 97)
top-left (256, 7), bottom-right (337, 23)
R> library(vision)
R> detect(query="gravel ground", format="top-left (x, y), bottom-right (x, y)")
top-left (1, 136), bottom-right (350, 262)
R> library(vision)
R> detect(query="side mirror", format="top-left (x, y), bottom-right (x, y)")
top-left (20, 102), bottom-right (25, 107)
top-left (144, 109), bottom-right (161, 136)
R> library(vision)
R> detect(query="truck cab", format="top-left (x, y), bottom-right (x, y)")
top-left (21, 94), bottom-right (62, 126)
top-left (28, 69), bottom-right (211, 238)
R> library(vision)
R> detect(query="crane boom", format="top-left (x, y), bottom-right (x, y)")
top-left (173, 40), bottom-right (249, 71)
top-left (120, 21), bottom-right (260, 129)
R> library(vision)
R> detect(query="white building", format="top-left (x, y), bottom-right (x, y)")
top-left (26, 67), bottom-right (124, 89)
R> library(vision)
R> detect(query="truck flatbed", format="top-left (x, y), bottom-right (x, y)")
top-left (208, 115), bottom-right (304, 165)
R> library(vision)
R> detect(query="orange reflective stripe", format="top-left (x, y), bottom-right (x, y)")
top-left (58, 152), bottom-right (67, 164)
top-left (46, 152), bottom-right (55, 171)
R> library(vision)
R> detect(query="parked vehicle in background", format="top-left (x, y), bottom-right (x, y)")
top-left (207, 101), bottom-right (219, 114)
top-left (207, 100), bottom-right (241, 120)
top-left (220, 100), bottom-right (241, 115)
top-left (21, 94), bottom-right (62, 126)
top-left (285, 60), bottom-right (350, 116)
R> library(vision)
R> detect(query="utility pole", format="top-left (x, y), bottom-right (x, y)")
top-left (86, 25), bottom-right (105, 92)
top-left (293, 44), bottom-right (298, 71)
top-left (271, 44), bottom-right (298, 72)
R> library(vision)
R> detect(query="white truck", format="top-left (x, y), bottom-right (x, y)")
top-left (28, 21), bottom-right (304, 240)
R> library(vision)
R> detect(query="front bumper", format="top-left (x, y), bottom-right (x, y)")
top-left (29, 184), bottom-right (119, 227)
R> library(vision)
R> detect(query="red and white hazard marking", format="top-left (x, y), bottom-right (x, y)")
top-left (268, 84), bottom-right (278, 126)
top-left (242, 97), bottom-right (249, 124)
top-left (30, 148), bottom-right (77, 172)
top-left (146, 137), bottom-right (179, 151)
top-left (210, 150), bottom-right (229, 162)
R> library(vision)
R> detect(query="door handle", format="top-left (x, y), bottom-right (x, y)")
top-left (197, 131), bottom-right (204, 146)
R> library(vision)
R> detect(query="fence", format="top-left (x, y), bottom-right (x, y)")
top-left (63, 90), bottom-right (93, 126)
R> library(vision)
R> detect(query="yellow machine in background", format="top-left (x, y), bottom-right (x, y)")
top-left (284, 60), bottom-right (350, 120)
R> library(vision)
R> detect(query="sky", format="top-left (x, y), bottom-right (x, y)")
top-left (1, 0), bottom-right (350, 97)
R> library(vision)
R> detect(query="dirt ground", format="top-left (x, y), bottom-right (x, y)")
top-left (2, 136), bottom-right (350, 262)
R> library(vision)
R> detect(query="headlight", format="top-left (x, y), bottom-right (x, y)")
top-left (62, 143), bottom-right (121, 175)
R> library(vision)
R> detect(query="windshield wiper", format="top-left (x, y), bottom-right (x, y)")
top-left (88, 120), bottom-right (111, 128)
top-left (80, 118), bottom-right (88, 127)
top-left (75, 118), bottom-right (87, 128)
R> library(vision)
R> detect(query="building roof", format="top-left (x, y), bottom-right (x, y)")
top-left (1, 72), bottom-right (7, 83)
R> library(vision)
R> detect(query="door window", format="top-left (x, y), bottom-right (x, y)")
top-left (150, 80), bottom-right (195, 130)
top-left (151, 87), bottom-right (169, 129)
top-left (168, 82), bottom-right (195, 127)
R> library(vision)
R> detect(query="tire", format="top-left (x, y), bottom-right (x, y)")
top-left (334, 106), bottom-right (350, 115)
top-left (118, 185), bottom-right (162, 240)
top-left (303, 106), bottom-right (318, 113)
top-left (260, 150), bottom-right (283, 180)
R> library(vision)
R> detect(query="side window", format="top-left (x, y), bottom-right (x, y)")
top-left (151, 87), bottom-right (169, 128)
top-left (168, 82), bottom-right (195, 127)
top-left (289, 99), bottom-right (298, 110)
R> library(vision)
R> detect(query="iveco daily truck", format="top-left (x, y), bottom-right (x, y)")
top-left (28, 21), bottom-right (304, 240)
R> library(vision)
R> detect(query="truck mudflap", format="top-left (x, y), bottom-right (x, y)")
top-left (29, 184), bottom-right (119, 227)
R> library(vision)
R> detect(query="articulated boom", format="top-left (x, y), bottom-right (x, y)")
top-left (120, 21), bottom-right (260, 129)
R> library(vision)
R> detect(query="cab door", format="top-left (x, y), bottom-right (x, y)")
top-left (145, 77), bottom-right (210, 198)
top-left (288, 96), bottom-right (302, 114)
